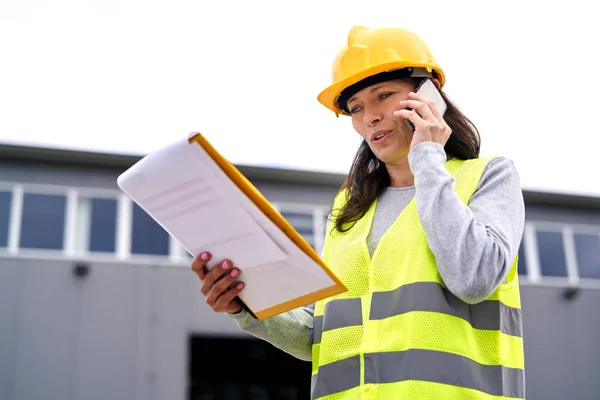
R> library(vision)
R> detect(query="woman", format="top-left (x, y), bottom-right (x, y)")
top-left (192, 25), bottom-right (526, 400)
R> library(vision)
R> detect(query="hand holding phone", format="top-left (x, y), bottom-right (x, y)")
top-left (393, 78), bottom-right (452, 150)
top-left (403, 78), bottom-right (447, 132)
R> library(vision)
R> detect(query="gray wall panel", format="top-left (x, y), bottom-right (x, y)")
top-left (520, 286), bottom-right (577, 400)
top-left (12, 261), bottom-right (80, 400)
top-left (0, 260), bottom-right (25, 400)
top-left (254, 181), bottom-right (339, 207)
top-left (525, 205), bottom-right (600, 225)
top-left (76, 262), bottom-right (139, 400)
top-left (0, 160), bottom-right (124, 190)
top-left (1, 257), bottom-right (599, 400)
top-left (153, 265), bottom-right (245, 400)
top-left (572, 289), bottom-right (600, 399)
top-left (520, 285), bottom-right (600, 400)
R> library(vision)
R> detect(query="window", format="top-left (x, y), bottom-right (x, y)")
top-left (573, 233), bottom-right (600, 279)
top-left (75, 197), bottom-right (118, 253)
top-left (536, 231), bottom-right (567, 277)
top-left (131, 203), bottom-right (170, 256)
top-left (517, 241), bottom-right (527, 276)
top-left (89, 198), bottom-right (117, 252)
top-left (0, 191), bottom-right (11, 248)
top-left (281, 211), bottom-right (314, 248)
top-left (20, 193), bottom-right (66, 250)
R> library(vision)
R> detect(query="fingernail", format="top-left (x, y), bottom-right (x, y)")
top-left (409, 92), bottom-right (416, 95)
top-left (222, 261), bottom-right (229, 269)
top-left (230, 269), bottom-right (239, 277)
top-left (236, 283), bottom-right (244, 289)
top-left (200, 253), bottom-right (208, 260)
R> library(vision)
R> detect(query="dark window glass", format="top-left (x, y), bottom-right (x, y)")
top-left (0, 191), bottom-right (11, 247)
top-left (20, 193), bottom-right (66, 250)
top-left (89, 198), bottom-right (117, 252)
top-left (281, 211), bottom-right (314, 248)
top-left (537, 231), bottom-right (567, 277)
top-left (573, 233), bottom-right (600, 279)
top-left (131, 203), bottom-right (169, 255)
top-left (517, 240), bottom-right (528, 276)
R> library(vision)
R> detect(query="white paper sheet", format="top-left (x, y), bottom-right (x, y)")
top-left (118, 137), bottom-right (288, 269)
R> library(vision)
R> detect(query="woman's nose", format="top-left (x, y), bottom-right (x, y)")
top-left (363, 107), bottom-right (382, 127)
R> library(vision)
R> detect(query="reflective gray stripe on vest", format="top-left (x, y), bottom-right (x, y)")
top-left (370, 281), bottom-right (523, 337)
top-left (311, 350), bottom-right (525, 399)
top-left (313, 298), bottom-right (362, 344)
top-left (364, 349), bottom-right (525, 399)
top-left (311, 356), bottom-right (360, 399)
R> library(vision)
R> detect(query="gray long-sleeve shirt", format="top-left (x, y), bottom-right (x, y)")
top-left (227, 141), bottom-right (526, 361)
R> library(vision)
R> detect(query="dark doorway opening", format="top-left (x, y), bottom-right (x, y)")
top-left (188, 335), bottom-right (311, 400)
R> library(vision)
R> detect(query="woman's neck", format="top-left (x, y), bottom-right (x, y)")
top-left (385, 158), bottom-right (414, 188)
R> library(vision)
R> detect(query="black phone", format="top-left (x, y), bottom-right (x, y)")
top-left (405, 78), bottom-right (447, 132)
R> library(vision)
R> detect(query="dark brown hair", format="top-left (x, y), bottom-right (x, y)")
top-left (330, 79), bottom-right (481, 233)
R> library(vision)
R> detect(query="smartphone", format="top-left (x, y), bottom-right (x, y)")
top-left (405, 78), bottom-right (447, 132)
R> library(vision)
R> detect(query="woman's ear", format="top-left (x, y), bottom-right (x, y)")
top-left (431, 78), bottom-right (442, 90)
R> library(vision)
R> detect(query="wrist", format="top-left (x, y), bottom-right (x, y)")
top-left (227, 308), bottom-right (248, 319)
top-left (409, 141), bottom-right (446, 161)
top-left (409, 141), bottom-right (448, 179)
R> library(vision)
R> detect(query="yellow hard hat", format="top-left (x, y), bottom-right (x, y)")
top-left (317, 25), bottom-right (445, 116)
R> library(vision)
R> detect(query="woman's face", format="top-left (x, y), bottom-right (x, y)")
top-left (346, 79), bottom-right (416, 164)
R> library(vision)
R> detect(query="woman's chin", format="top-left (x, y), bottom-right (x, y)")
top-left (373, 146), bottom-right (409, 164)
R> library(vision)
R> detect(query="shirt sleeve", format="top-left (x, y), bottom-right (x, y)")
top-left (227, 303), bottom-right (315, 361)
top-left (408, 141), bottom-right (526, 304)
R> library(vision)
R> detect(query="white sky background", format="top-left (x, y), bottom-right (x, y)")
top-left (1, 0), bottom-right (599, 196)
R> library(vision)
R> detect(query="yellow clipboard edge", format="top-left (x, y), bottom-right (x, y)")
top-left (254, 285), bottom-right (343, 320)
top-left (187, 132), bottom-right (348, 316)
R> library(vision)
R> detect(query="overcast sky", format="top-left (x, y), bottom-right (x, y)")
top-left (1, 0), bottom-right (599, 196)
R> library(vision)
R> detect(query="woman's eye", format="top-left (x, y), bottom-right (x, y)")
top-left (349, 106), bottom-right (362, 114)
top-left (379, 92), bottom-right (393, 100)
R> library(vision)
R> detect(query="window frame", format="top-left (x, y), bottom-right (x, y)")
top-left (522, 220), bottom-right (600, 288)
top-left (273, 201), bottom-right (328, 255)
top-left (0, 186), bottom-right (14, 249)
top-left (2, 180), bottom-right (600, 288)
top-left (0, 182), bottom-right (331, 266)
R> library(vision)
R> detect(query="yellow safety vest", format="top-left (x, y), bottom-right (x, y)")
top-left (312, 156), bottom-right (525, 400)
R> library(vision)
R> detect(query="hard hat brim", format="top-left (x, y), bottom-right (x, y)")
top-left (317, 61), bottom-right (445, 116)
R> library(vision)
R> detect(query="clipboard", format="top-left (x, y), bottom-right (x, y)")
top-left (117, 132), bottom-right (347, 320)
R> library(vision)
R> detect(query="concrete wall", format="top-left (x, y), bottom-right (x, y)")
top-left (1, 258), bottom-right (600, 400)
top-left (520, 284), bottom-right (600, 400)
top-left (525, 204), bottom-right (600, 226)
top-left (0, 258), bottom-right (245, 400)
top-left (0, 160), bottom-right (124, 190)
